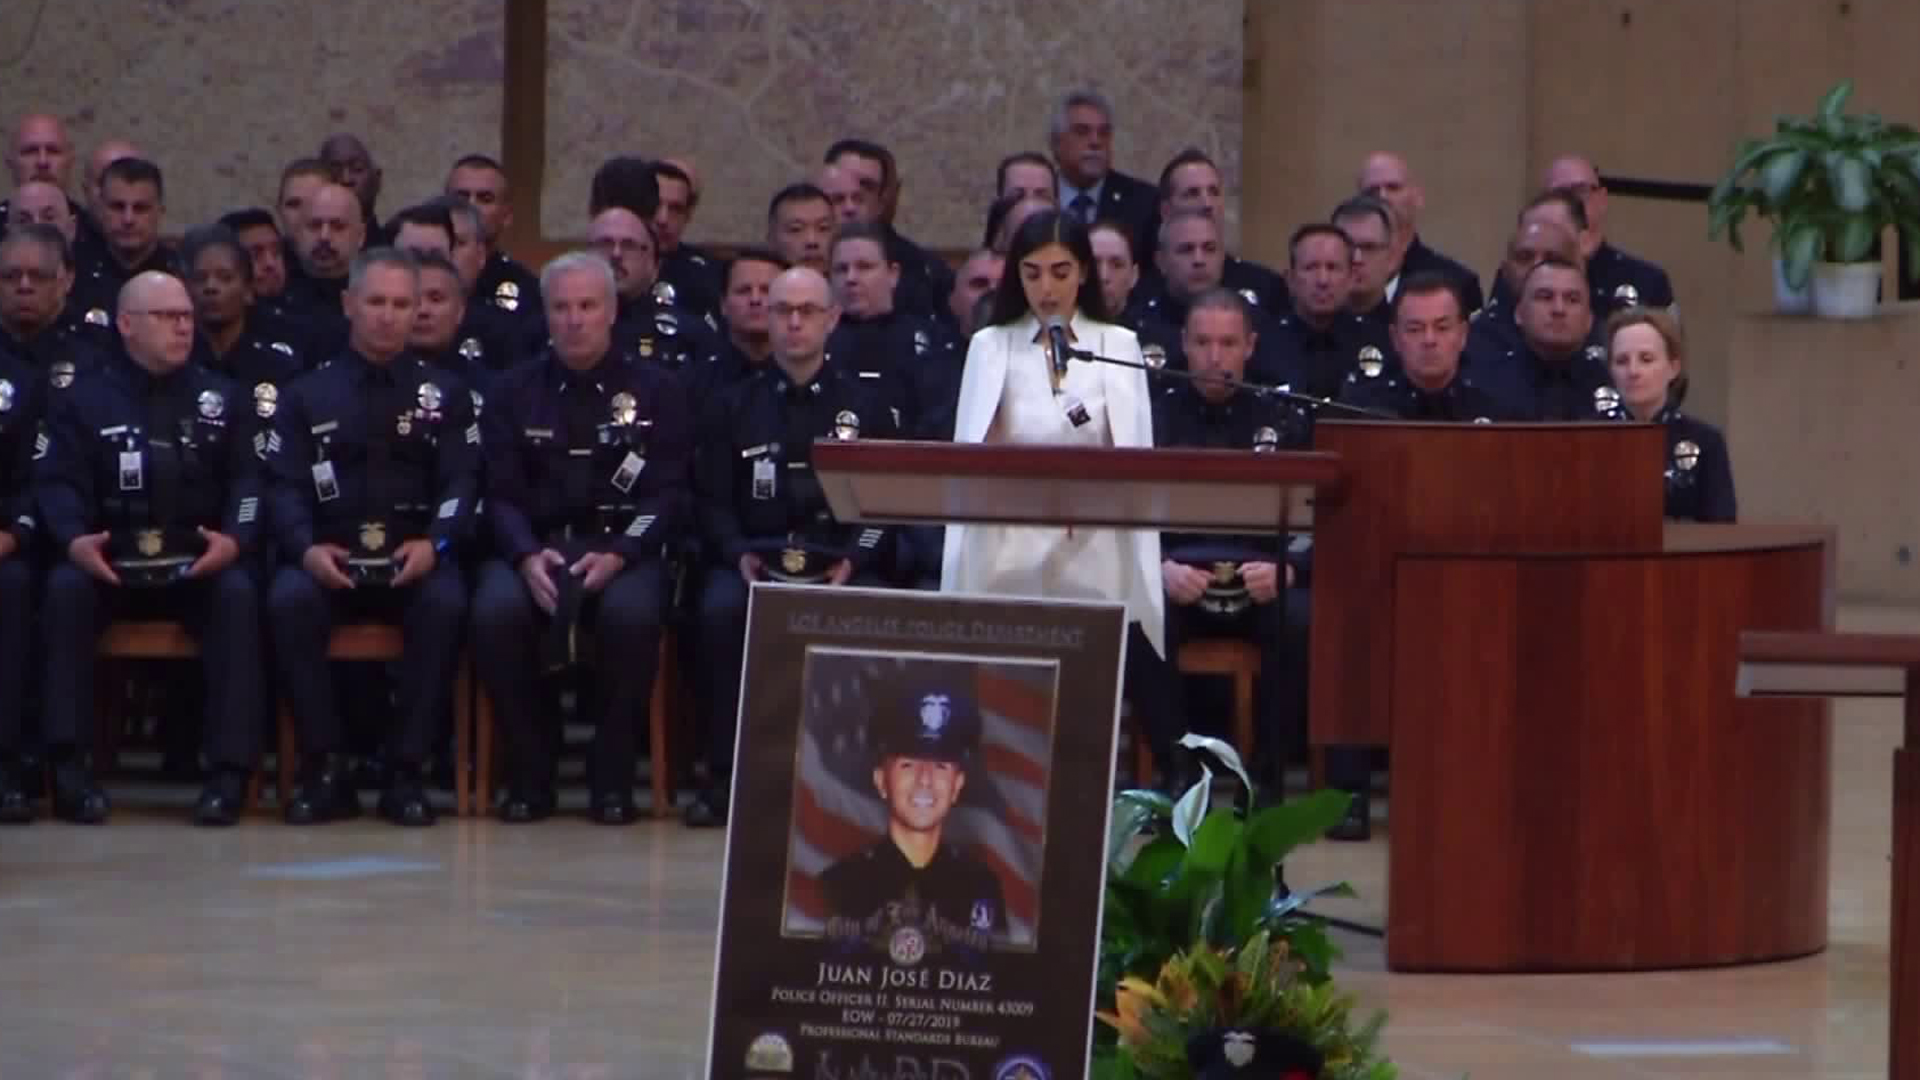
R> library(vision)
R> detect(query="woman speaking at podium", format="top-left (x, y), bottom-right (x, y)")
top-left (941, 210), bottom-right (1169, 738)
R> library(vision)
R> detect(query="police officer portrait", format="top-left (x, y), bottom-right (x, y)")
top-left (781, 652), bottom-right (1055, 954)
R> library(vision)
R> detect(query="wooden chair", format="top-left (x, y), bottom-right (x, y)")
top-left (95, 621), bottom-right (265, 809)
top-left (272, 624), bottom-right (476, 816)
top-left (470, 631), bottom-right (679, 819)
top-left (1131, 638), bottom-right (1264, 790)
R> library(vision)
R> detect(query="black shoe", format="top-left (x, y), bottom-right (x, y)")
top-left (377, 771), bottom-right (436, 827)
top-left (1325, 792), bottom-right (1372, 842)
top-left (284, 755), bottom-right (362, 825)
top-left (683, 788), bottom-right (728, 828)
top-left (0, 760), bottom-right (32, 825)
top-left (498, 788), bottom-right (555, 824)
top-left (193, 769), bottom-right (248, 828)
top-left (590, 790), bottom-right (639, 826)
top-left (51, 763), bottom-right (109, 825)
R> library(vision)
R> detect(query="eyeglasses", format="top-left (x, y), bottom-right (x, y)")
top-left (771, 302), bottom-right (830, 320)
top-left (131, 309), bottom-right (196, 326)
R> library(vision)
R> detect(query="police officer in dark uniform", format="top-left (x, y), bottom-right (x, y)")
top-left (648, 159), bottom-right (725, 327)
top-left (183, 226), bottom-right (304, 432)
top-left (1330, 195), bottom-right (1402, 338)
top-left (708, 247), bottom-right (786, 397)
top-left (1266, 225), bottom-right (1395, 401)
top-left (1602, 306), bottom-right (1735, 522)
top-left (35, 271), bottom-right (265, 826)
top-left (0, 225), bottom-right (107, 393)
top-left (819, 669), bottom-right (1008, 943)
top-left (1543, 156), bottom-right (1676, 319)
top-left (445, 153), bottom-right (544, 332)
top-left (688, 267), bottom-right (899, 827)
top-left (261, 249), bottom-right (479, 827)
top-left (1339, 273), bottom-right (1515, 422)
top-left (281, 183), bottom-right (366, 364)
top-left (819, 142), bottom-right (952, 326)
top-left (473, 252), bottom-right (693, 824)
top-left (65, 159), bottom-right (181, 327)
top-left (824, 223), bottom-right (962, 439)
top-left (1148, 289), bottom-right (1309, 791)
top-left (390, 202), bottom-right (526, 390)
top-left (408, 251), bottom-right (495, 401)
top-left (1143, 148), bottom-right (1288, 313)
top-left (216, 208), bottom-right (309, 358)
top-left (1477, 257), bottom-right (1620, 422)
top-left (587, 205), bottom-right (722, 385)
top-left (1357, 151), bottom-right (1485, 317)
top-left (1466, 217), bottom-right (1588, 365)
top-left (0, 251), bottom-right (53, 822)
top-left (318, 133), bottom-right (391, 248)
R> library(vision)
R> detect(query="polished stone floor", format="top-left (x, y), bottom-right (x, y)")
top-left (0, 608), bottom-right (1909, 1079)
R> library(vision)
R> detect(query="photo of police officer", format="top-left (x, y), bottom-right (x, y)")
top-left (783, 651), bottom-right (1054, 952)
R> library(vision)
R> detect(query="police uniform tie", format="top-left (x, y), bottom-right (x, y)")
top-left (560, 377), bottom-right (600, 522)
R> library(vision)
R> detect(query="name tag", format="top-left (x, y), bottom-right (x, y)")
top-left (611, 451), bottom-right (645, 493)
top-left (118, 451), bottom-right (143, 492)
top-left (311, 421), bottom-right (339, 436)
top-left (752, 457), bottom-right (776, 499)
top-left (312, 461), bottom-right (340, 502)
top-left (1061, 394), bottom-right (1091, 429)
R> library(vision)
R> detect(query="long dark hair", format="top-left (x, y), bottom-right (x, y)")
top-left (987, 209), bottom-right (1110, 327)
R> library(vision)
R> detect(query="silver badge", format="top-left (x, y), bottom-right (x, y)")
top-left (269, 340), bottom-right (294, 357)
top-left (1358, 345), bottom-right (1385, 378)
top-left (0, 380), bottom-right (14, 413)
top-left (1614, 283), bottom-right (1640, 305)
top-left (913, 329), bottom-right (930, 355)
top-left (1141, 343), bottom-right (1168, 370)
top-left (397, 414), bottom-right (413, 436)
top-left (654, 311), bottom-right (679, 336)
top-left (1253, 426), bottom-right (1279, 453)
top-left (833, 409), bottom-right (860, 441)
top-left (651, 280), bottom-right (676, 305)
top-left (1238, 287), bottom-right (1260, 306)
top-left (1594, 385), bottom-right (1622, 414)
top-left (197, 389), bottom-right (224, 420)
top-left (458, 337), bottom-right (483, 361)
top-left (85, 308), bottom-right (109, 327)
top-left (1674, 439), bottom-right (1701, 471)
top-left (493, 280), bottom-right (520, 312)
top-left (470, 388), bottom-right (484, 416)
top-left (1585, 344), bottom-right (1605, 363)
top-left (50, 360), bottom-right (74, 389)
top-left (611, 392), bottom-right (638, 426)
top-left (254, 382), bottom-right (278, 419)
top-left (418, 382), bottom-right (443, 412)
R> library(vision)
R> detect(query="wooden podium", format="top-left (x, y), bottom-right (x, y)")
top-left (814, 426), bottom-right (1834, 973)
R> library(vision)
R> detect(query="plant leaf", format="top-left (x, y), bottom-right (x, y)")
top-left (1818, 79), bottom-right (1854, 122)
top-left (1834, 212), bottom-right (1878, 263)
top-left (1186, 808), bottom-right (1244, 873)
top-left (1782, 221), bottom-right (1822, 288)
top-left (1170, 764), bottom-right (1212, 848)
top-left (1177, 732), bottom-right (1253, 795)
top-left (1122, 834), bottom-right (1186, 887)
top-left (1108, 797), bottom-right (1158, 875)
top-left (1245, 788), bottom-right (1353, 866)
top-left (1756, 147), bottom-right (1808, 205)
top-left (1116, 788), bottom-right (1174, 819)
top-left (1827, 151), bottom-right (1873, 212)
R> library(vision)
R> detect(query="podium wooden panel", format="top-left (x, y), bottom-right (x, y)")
top-left (1308, 421), bottom-right (1667, 746)
top-left (1386, 526), bottom-right (1833, 972)
top-left (1737, 630), bottom-right (1920, 1080)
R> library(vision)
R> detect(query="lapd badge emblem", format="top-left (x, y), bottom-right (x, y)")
top-left (888, 925), bottom-right (928, 967)
top-left (1358, 345), bottom-right (1385, 378)
top-left (1211, 561), bottom-right (1238, 586)
top-left (197, 389), bottom-right (224, 420)
top-left (780, 547), bottom-right (807, 575)
top-left (85, 307), bottom-right (110, 327)
top-left (50, 360), bottom-right (74, 389)
top-left (610, 391), bottom-right (638, 426)
top-left (136, 528), bottom-right (164, 558)
top-left (919, 693), bottom-right (951, 737)
top-left (1239, 287), bottom-right (1260, 307)
top-left (744, 1033), bottom-right (793, 1073)
top-left (396, 414), bottom-right (413, 436)
top-left (1141, 343), bottom-right (1168, 370)
top-left (493, 280), bottom-right (520, 312)
top-left (458, 337), bottom-right (483, 362)
top-left (833, 409), bottom-right (860, 441)
top-left (1222, 1030), bottom-right (1257, 1068)
top-left (0, 379), bottom-right (14, 413)
top-left (1593, 385), bottom-right (1621, 414)
top-left (1253, 426), bottom-right (1280, 453)
top-left (418, 382), bottom-right (443, 412)
top-left (254, 382), bottom-right (277, 419)
top-left (651, 280), bottom-right (676, 305)
top-left (1674, 439), bottom-right (1701, 471)
top-left (359, 521), bottom-right (388, 552)
top-left (1615, 282), bottom-right (1641, 306)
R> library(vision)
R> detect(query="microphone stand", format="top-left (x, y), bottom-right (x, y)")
top-left (1059, 344), bottom-right (1395, 420)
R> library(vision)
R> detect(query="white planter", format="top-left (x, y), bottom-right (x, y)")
top-left (1772, 256), bottom-right (1813, 315)
top-left (1810, 260), bottom-right (1881, 320)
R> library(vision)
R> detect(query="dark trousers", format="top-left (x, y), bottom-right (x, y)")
top-left (470, 557), bottom-right (666, 795)
top-left (267, 559), bottom-right (466, 766)
top-left (1129, 590), bottom-right (1309, 778)
top-left (41, 562), bottom-right (264, 770)
top-left (0, 554), bottom-right (34, 755)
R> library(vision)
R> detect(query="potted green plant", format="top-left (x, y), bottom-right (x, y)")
top-left (1707, 79), bottom-right (1920, 319)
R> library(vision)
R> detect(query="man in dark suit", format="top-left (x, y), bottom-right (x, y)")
top-left (1049, 90), bottom-right (1160, 266)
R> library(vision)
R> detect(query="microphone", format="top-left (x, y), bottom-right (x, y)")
top-left (1043, 316), bottom-right (1073, 382)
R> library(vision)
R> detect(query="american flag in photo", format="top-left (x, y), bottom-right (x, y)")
top-left (784, 651), bottom-right (1056, 948)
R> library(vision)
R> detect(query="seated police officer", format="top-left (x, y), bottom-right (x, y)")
top-left (688, 267), bottom-right (899, 828)
top-left (262, 248), bottom-right (479, 827)
top-left (1339, 272), bottom-right (1514, 422)
top-left (36, 272), bottom-right (264, 826)
top-left (0, 224), bottom-right (106, 391)
top-left (1147, 288), bottom-right (1308, 792)
top-left (587, 205), bottom-right (721, 381)
top-left (1478, 256), bottom-right (1617, 421)
top-left (183, 225), bottom-right (304, 437)
top-left (824, 222), bottom-right (961, 439)
top-left (0, 255), bottom-right (54, 823)
top-left (1605, 306), bottom-right (1736, 522)
top-left (472, 252), bottom-right (692, 824)
top-left (820, 668), bottom-right (1007, 944)
top-left (1267, 224), bottom-right (1393, 402)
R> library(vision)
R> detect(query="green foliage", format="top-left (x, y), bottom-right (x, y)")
top-left (1098, 733), bottom-right (1363, 1071)
top-left (1707, 80), bottom-right (1920, 289)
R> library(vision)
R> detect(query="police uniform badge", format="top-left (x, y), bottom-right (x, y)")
top-left (50, 360), bottom-right (74, 389)
top-left (780, 548), bottom-right (807, 575)
top-left (913, 328), bottom-right (930, 356)
top-left (1358, 345), bottom-right (1385, 378)
top-left (470, 388), bottom-right (484, 416)
top-left (418, 382), bottom-right (443, 412)
top-left (85, 307), bottom-right (110, 327)
top-left (610, 391), bottom-right (638, 426)
top-left (744, 1033), bottom-right (793, 1074)
top-left (396, 414), bottom-right (413, 436)
top-left (1614, 282), bottom-right (1641, 306)
top-left (270, 340), bottom-right (295, 357)
top-left (1673, 439), bottom-right (1701, 471)
top-left (1211, 562), bottom-right (1238, 586)
top-left (1239, 287), bottom-right (1260, 307)
top-left (254, 382), bottom-right (278, 419)
top-left (1593, 385), bottom-right (1621, 414)
top-left (1584, 344), bottom-right (1605, 364)
top-left (493, 280), bottom-right (520, 312)
top-left (458, 337), bottom-right (484, 362)
top-left (0, 379), bottom-right (15, 413)
top-left (833, 410), bottom-right (860, 441)
top-left (197, 389), bottom-right (224, 420)
top-left (136, 528), bottom-right (164, 558)
top-left (651, 280), bottom-right (676, 305)
top-left (654, 310), bottom-right (679, 337)
top-left (1253, 426), bottom-right (1280, 453)
top-left (359, 520), bottom-right (388, 552)
top-left (1141, 343), bottom-right (1168, 370)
